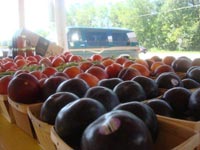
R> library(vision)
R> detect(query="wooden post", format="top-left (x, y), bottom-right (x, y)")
top-left (54, 0), bottom-right (68, 51)
top-left (18, 0), bottom-right (25, 29)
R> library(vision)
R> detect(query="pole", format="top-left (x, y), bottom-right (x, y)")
top-left (18, 0), bottom-right (25, 29)
top-left (54, 0), bottom-right (68, 51)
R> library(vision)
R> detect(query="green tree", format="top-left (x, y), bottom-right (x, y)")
top-left (65, 0), bottom-right (200, 50)
top-left (156, 0), bottom-right (200, 50)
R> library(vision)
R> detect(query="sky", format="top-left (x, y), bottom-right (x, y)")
top-left (0, 0), bottom-right (18, 41)
top-left (0, 0), bottom-right (125, 43)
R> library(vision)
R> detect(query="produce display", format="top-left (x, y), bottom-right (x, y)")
top-left (0, 51), bottom-right (200, 150)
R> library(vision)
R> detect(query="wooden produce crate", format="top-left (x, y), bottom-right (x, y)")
top-left (50, 117), bottom-right (200, 150)
top-left (8, 97), bottom-right (37, 138)
top-left (0, 94), bottom-right (15, 123)
top-left (28, 103), bottom-right (56, 150)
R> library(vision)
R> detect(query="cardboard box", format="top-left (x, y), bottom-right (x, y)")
top-left (12, 28), bottom-right (63, 57)
top-left (28, 103), bottom-right (56, 150)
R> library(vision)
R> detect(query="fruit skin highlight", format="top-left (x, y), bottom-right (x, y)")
top-left (55, 98), bottom-right (106, 150)
top-left (113, 80), bottom-right (146, 103)
top-left (81, 110), bottom-right (153, 150)
top-left (113, 101), bottom-right (158, 142)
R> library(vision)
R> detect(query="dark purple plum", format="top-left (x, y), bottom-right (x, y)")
top-left (55, 98), bottom-right (106, 149)
top-left (98, 78), bottom-right (123, 90)
top-left (56, 78), bottom-right (90, 97)
top-left (188, 88), bottom-right (200, 120)
top-left (132, 76), bottom-right (159, 99)
top-left (155, 72), bottom-right (183, 89)
top-left (145, 98), bottom-right (174, 117)
top-left (113, 80), bottom-right (146, 103)
top-left (113, 101), bottom-right (158, 142)
top-left (40, 92), bottom-right (79, 125)
top-left (162, 87), bottom-right (191, 118)
top-left (84, 86), bottom-right (120, 111)
top-left (81, 110), bottom-right (153, 150)
top-left (182, 78), bottom-right (200, 89)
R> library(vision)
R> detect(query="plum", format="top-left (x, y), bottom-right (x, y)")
top-left (40, 92), bottom-right (79, 125)
top-left (155, 72), bottom-right (183, 89)
top-left (113, 80), bottom-right (146, 103)
top-left (113, 101), bottom-right (158, 142)
top-left (84, 86), bottom-right (120, 111)
top-left (145, 98), bottom-right (174, 117)
top-left (188, 88), bottom-right (200, 120)
top-left (98, 78), bottom-right (123, 90)
top-left (55, 98), bottom-right (106, 149)
top-left (132, 76), bottom-right (159, 99)
top-left (182, 78), bottom-right (200, 89)
top-left (56, 78), bottom-right (90, 97)
top-left (171, 57), bottom-right (192, 72)
top-left (186, 66), bottom-right (200, 83)
top-left (162, 87), bottom-right (191, 118)
top-left (192, 58), bottom-right (200, 66)
top-left (81, 110), bottom-right (153, 150)
top-left (41, 76), bottom-right (66, 101)
top-left (8, 72), bottom-right (41, 104)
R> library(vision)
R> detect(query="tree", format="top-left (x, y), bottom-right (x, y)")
top-left (157, 0), bottom-right (200, 50)
top-left (64, 0), bottom-right (200, 50)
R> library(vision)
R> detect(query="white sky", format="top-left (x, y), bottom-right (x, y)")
top-left (0, 0), bottom-right (125, 42)
top-left (0, 0), bottom-right (18, 41)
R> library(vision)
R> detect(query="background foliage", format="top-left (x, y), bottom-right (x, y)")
top-left (65, 0), bottom-right (200, 51)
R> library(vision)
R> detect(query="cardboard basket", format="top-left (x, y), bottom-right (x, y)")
top-left (8, 97), bottom-right (37, 138)
top-left (158, 115), bottom-right (200, 132)
top-left (155, 116), bottom-right (200, 150)
top-left (50, 127), bottom-right (73, 150)
top-left (0, 95), bottom-right (15, 123)
top-left (50, 116), bottom-right (200, 150)
top-left (27, 103), bottom-right (56, 150)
